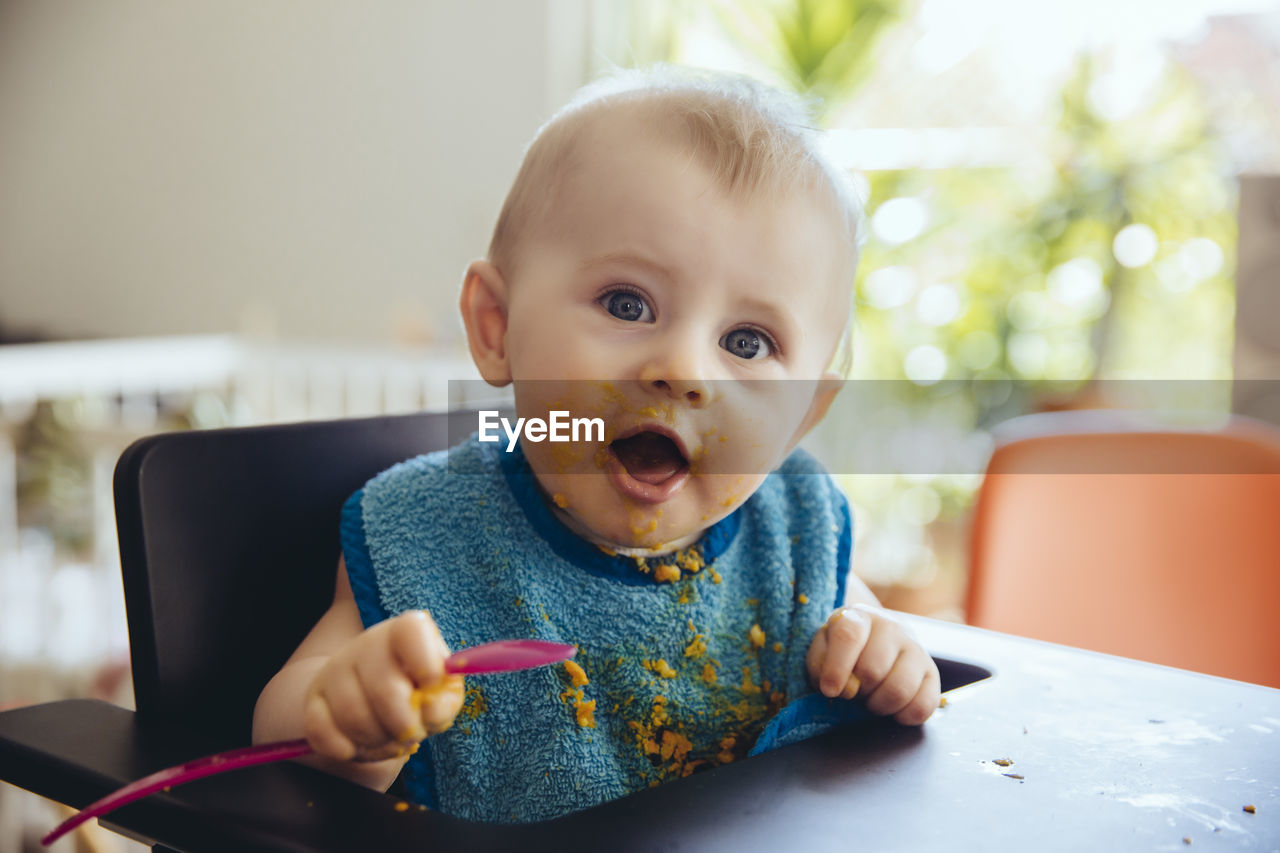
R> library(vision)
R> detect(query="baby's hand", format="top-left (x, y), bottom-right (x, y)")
top-left (805, 604), bottom-right (940, 726)
top-left (303, 610), bottom-right (464, 762)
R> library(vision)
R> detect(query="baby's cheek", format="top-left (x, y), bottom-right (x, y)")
top-left (699, 473), bottom-right (762, 513)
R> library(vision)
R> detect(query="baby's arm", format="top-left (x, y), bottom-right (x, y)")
top-left (804, 575), bottom-right (940, 725)
top-left (252, 557), bottom-right (463, 791)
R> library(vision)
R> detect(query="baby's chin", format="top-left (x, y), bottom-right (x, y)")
top-left (560, 505), bottom-right (707, 555)
top-left (535, 484), bottom-right (708, 554)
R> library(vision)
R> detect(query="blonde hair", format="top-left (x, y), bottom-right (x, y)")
top-left (488, 65), bottom-right (860, 375)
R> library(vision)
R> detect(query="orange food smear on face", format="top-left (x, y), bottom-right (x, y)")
top-left (599, 382), bottom-right (627, 406)
top-left (549, 441), bottom-right (583, 472)
top-left (552, 493), bottom-right (569, 508)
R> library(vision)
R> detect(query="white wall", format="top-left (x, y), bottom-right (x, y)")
top-left (0, 1), bottom-right (594, 346)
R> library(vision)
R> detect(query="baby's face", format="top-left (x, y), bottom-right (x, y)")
top-left (497, 113), bottom-right (851, 551)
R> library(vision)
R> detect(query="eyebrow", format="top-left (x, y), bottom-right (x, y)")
top-left (577, 251), bottom-right (677, 283)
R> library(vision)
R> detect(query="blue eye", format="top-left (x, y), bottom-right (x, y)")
top-left (602, 289), bottom-right (653, 323)
top-left (721, 328), bottom-right (772, 360)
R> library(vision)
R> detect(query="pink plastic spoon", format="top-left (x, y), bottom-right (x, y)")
top-left (43, 639), bottom-right (575, 846)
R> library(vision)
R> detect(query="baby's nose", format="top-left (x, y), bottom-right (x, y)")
top-left (639, 364), bottom-right (711, 408)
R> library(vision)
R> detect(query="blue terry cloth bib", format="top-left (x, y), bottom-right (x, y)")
top-left (341, 434), bottom-right (868, 823)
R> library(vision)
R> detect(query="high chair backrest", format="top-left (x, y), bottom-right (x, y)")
top-left (113, 411), bottom-right (481, 743)
top-left (966, 410), bottom-right (1280, 687)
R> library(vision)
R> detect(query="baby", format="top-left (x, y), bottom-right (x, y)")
top-left (254, 66), bottom-right (939, 823)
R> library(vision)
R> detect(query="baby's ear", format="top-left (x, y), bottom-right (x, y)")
top-left (787, 373), bottom-right (844, 451)
top-left (459, 260), bottom-right (512, 386)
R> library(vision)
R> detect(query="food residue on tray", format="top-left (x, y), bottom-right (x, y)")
top-left (992, 758), bottom-right (1013, 767)
top-left (1244, 804), bottom-right (1257, 814)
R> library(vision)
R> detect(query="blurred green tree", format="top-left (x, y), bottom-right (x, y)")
top-left (671, 0), bottom-right (1237, 594)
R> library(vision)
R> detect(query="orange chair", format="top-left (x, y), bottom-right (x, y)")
top-left (966, 410), bottom-right (1280, 687)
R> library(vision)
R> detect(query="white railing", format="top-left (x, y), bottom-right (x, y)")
top-left (0, 335), bottom-right (483, 701)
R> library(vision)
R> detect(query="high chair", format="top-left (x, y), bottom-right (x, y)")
top-left (0, 411), bottom-right (474, 850)
top-left (966, 409), bottom-right (1280, 687)
top-left (0, 410), bottom-right (988, 851)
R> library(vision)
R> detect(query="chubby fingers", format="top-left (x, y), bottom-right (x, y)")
top-left (807, 607), bottom-right (871, 698)
top-left (390, 610), bottom-right (450, 686)
top-left (412, 674), bottom-right (465, 735)
top-left (304, 663), bottom-right (391, 761)
top-left (303, 687), bottom-right (358, 762)
top-left (864, 644), bottom-right (940, 726)
top-left (893, 660), bottom-right (942, 726)
top-left (302, 609), bottom-right (462, 763)
top-left (357, 640), bottom-right (426, 744)
top-left (806, 605), bottom-right (941, 726)
top-left (388, 611), bottom-right (464, 735)
top-left (851, 608), bottom-right (941, 726)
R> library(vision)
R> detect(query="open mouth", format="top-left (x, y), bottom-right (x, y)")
top-left (607, 427), bottom-right (691, 503)
top-left (611, 430), bottom-right (688, 483)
